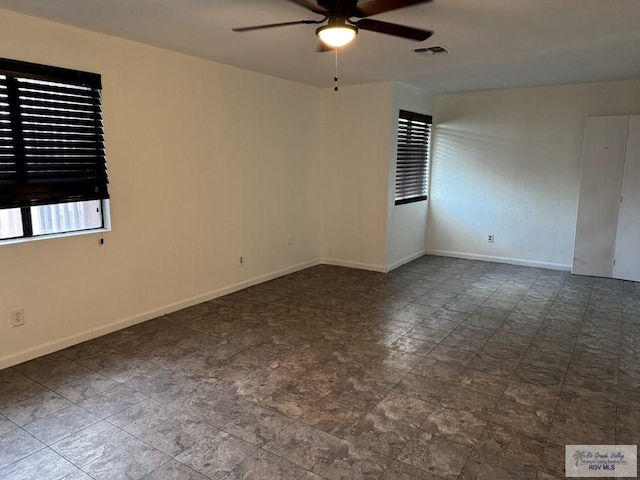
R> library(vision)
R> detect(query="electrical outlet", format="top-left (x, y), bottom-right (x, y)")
top-left (288, 236), bottom-right (293, 246)
top-left (239, 255), bottom-right (245, 267)
top-left (488, 234), bottom-right (495, 244)
top-left (11, 308), bottom-right (25, 327)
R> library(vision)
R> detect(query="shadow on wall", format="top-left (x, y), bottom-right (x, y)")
top-left (430, 126), bottom-right (518, 241)
top-left (429, 124), bottom-right (572, 261)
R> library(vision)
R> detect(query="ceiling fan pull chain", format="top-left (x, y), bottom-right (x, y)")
top-left (334, 48), bottom-right (339, 92)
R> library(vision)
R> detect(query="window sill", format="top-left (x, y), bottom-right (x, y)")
top-left (0, 227), bottom-right (111, 247)
top-left (394, 196), bottom-right (429, 206)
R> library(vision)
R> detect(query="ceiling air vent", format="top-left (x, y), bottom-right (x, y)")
top-left (414, 45), bottom-right (451, 56)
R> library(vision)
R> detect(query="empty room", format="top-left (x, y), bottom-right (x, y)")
top-left (0, 1), bottom-right (639, 479)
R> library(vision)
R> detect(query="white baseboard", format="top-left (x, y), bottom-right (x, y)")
top-left (92, 258), bottom-right (321, 339)
top-left (0, 258), bottom-right (320, 370)
top-left (387, 250), bottom-right (427, 272)
top-left (321, 258), bottom-right (388, 273)
top-left (2, 251), bottom-right (573, 370)
top-left (0, 330), bottom-right (94, 370)
top-left (427, 250), bottom-right (571, 271)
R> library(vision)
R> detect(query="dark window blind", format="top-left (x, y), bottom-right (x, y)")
top-left (0, 58), bottom-right (108, 209)
top-left (0, 75), bottom-right (15, 192)
top-left (395, 110), bottom-right (432, 206)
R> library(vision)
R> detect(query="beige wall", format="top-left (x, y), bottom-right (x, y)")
top-left (319, 83), bottom-right (395, 272)
top-left (428, 79), bottom-right (640, 269)
top-left (317, 82), bottom-right (432, 273)
top-left (0, 10), bottom-right (322, 368)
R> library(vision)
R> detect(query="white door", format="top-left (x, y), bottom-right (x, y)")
top-left (613, 115), bottom-right (640, 282)
top-left (572, 116), bottom-right (628, 277)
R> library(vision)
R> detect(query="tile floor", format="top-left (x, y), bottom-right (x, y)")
top-left (0, 256), bottom-right (639, 479)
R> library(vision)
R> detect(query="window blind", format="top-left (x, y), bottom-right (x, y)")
top-left (394, 109), bottom-right (432, 206)
top-left (0, 58), bottom-right (108, 209)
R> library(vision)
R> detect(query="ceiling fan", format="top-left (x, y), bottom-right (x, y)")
top-left (232, 0), bottom-right (434, 50)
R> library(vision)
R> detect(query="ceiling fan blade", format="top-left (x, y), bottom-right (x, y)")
top-left (284, 0), bottom-right (328, 15)
top-left (354, 18), bottom-right (433, 41)
top-left (352, 0), bottom-right (433, 18)
top-left (232, 19), bottom-right (322, 32)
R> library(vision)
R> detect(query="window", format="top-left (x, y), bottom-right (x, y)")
top-left (394, 110), bottom-right (432, 205)
top-left (0, 58), bottom-right (109, 242)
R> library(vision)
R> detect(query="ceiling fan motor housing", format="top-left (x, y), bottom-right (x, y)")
top-left (233, 0), bottom-right (434, 47)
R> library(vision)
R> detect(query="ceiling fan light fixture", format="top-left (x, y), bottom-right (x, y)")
top-left (316, 24), bottom-right (358, 48)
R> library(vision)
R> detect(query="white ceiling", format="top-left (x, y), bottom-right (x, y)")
top-left (1, 0), bottom-right (640, 94)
